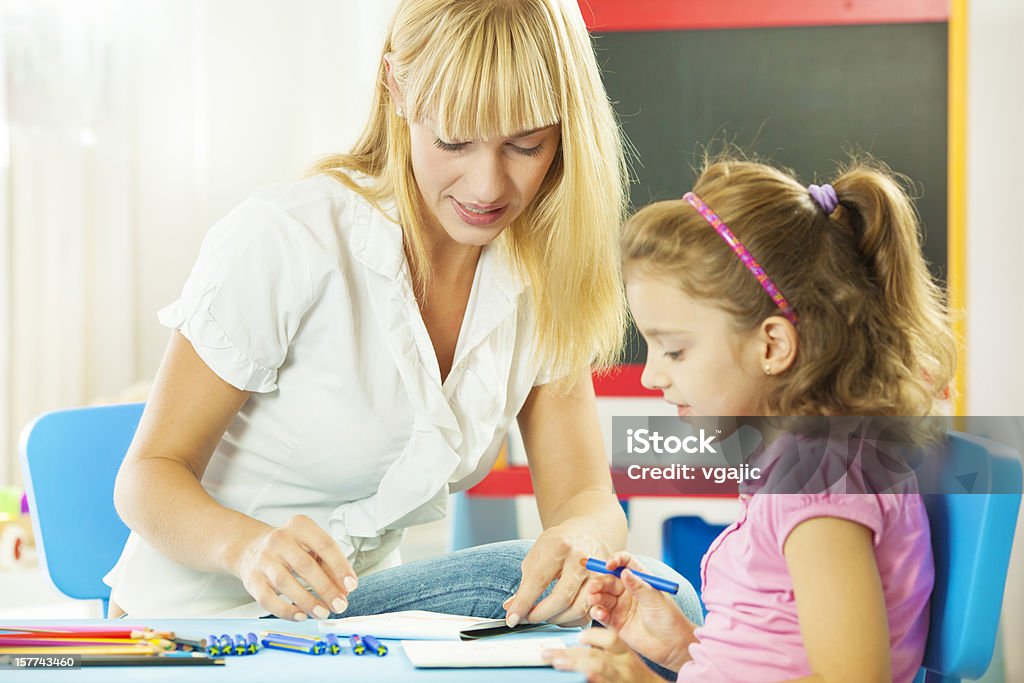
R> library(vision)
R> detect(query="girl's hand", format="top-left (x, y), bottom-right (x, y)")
top-left (233, 514), bottom-right (358, 620)
top-left (503, 524), bottom-right (604, 628)
top-left (543, 628), bottom-right (665, 683)
top-left (586, 552), bottom-right (695, 670)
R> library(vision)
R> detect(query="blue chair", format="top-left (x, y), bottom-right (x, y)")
top-left (661, 515), bottom-right (727, 614)
top-left (18, 403), bottom-right (145, 616)
top-left (914, 431), bottom-right (1022, 682)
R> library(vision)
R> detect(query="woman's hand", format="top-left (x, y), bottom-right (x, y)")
top-left (232, 514), bottom-right (358, 621)
top-left (584, 552), bottom-right (695, 670)
top-left (543, 628), bottom-right (665, 683)
top-left (502, 523), bottom-right (605, 628)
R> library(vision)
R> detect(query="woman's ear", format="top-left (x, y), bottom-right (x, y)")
top-left (383, 52), bottom-right (406, 118)
top-left (759, 316), bottom-right (798, 376)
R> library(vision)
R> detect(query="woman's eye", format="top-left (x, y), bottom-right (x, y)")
top-left (434, 139), bottom-right (468, 153)
top-left (664, 350), bottom-right (684, 361)
top-left (511, 143), bottom-right (544, 158)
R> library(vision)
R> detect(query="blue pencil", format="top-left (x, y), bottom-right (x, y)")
top-left (580, 557), bottom-right (680, 594)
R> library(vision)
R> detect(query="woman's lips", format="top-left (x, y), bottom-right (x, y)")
top-left (451, 197), bottom-right (508, 226)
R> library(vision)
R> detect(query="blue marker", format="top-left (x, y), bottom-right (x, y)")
top-left (362, 634), bottom-right (388, 657)
top-left (218, 634), bottom-right (234, 655)
top-left (260, 634), bottom-right (325, 655)
top-left (349, 634), bottom-right (365, 655)
top-left (580, 557), bottom-right (680, 595)
top-left (206, 634), bottom-right (221, 657)
top-left (325, 633), bottom-right (341, 655)
top-left (233, 633), bottom-right (248, 655)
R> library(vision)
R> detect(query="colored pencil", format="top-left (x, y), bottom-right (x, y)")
top-left (0, 644), bottom-right (163, 655)
top-left (0, 637), bottom-right (175, 649)
top-left (1, 626), bottom-right (159, 637)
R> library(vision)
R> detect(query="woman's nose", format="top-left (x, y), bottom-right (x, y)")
top-left (468, 151), bottom-right (508, 204)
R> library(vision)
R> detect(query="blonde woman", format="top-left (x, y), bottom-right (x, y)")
top-left (107, 0), bottom-right (703, 629)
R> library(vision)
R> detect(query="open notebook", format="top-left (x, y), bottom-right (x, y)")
top-left (401, 637), bottom-right (567, 668)
top-left (317, 610), bottom-right (547, 641)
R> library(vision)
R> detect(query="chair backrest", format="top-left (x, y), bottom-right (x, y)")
top-left (918, 431), bottom-right (1022, 681)
top-left (18, 403), bottom-right (145, 614)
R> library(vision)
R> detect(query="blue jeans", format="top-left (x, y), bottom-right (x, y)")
top-left (331, 540), bottom-right (703, 679)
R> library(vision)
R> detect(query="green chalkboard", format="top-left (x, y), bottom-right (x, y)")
top-left (593, 23), bottom-right (948, 364)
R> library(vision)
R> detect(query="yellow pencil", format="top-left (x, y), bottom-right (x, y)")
top-left (0, 644), bottom-right (162, 655)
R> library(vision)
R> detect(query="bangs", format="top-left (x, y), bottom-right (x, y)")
top-left (404, 3), bottom-right (561, 141)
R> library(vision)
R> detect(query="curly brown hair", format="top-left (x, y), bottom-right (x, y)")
top-left (621, 156), bottom-right (957, 416)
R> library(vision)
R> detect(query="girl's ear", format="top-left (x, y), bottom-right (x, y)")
top-left (759, 316), bottom-right (798, 376)
top-left (383, 52), bottom-right (406, 116)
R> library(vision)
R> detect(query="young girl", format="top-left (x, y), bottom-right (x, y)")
top-left (546, 157), bottom-right (956, 682)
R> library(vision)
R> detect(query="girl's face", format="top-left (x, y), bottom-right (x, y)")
top-left (627, 272), bottom-right (771, 417)
top-left (407, 120), bottom-right (561, 248)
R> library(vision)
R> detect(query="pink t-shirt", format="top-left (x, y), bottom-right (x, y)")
top-left (677, 432), bottom-right (934, 682)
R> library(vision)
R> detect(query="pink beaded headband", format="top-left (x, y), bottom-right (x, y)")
top-left (682, 191), bottom-right (799, 325)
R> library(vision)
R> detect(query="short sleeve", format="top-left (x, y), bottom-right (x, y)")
top-left (765, 493), bottom-right (886, 555)
top-left (158, 196), bottom-right (315, 392)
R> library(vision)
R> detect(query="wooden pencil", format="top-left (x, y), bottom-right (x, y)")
top-left (0, 644), bottom-right (162, 655)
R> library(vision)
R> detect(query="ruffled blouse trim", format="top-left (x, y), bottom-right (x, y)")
top-left (329, 192), bottom-right (527, 551)
top-left (158, 287), bottom-right (278, 393)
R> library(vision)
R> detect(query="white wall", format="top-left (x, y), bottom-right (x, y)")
top-left (967, 1), bottom-right (1024, 679)
top-left (1, 0), bottom-right (400, 483)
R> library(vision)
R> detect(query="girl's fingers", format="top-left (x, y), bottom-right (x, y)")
top-left (605, 551), bottom-right (634, 570)
top-left (607, 551), bottom-right (650, 575)
top-left (543, 647), bottom-right (605, 676)
top-left (579, 627), bottom-right (630, 654)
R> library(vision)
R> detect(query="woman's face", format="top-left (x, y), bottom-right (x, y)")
top-left (407, 120), bottom-right (561, 247)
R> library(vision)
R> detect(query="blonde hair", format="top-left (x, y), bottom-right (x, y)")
top-left (622, 156), bottom-right (957, 416)
top-left (309, 0), bottom-right (628, 377)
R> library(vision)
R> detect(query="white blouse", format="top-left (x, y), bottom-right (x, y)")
top-left (105, 173), bottom-right (554, 617)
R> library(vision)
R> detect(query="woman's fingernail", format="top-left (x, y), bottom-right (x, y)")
top-left (313, 605), bottom-right (329, 620)
top-left (294, 612), bottom-right (308, 622)
top-left (506, 613), bottom-right (520, 628)
top-left (344, 576), bottom-right (358, 592)
top-left (502, 596), bottom-right (513, 608)
top-left (332, 597), bottom-right (348, 613)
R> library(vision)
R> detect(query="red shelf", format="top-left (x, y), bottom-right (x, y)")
top-left (576, 0), bottom-right (949, 32)
top-left (467, 466), bottom-right (738, 499)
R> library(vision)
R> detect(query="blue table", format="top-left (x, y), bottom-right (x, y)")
top-left (1, 620), bottom-right (586, 682)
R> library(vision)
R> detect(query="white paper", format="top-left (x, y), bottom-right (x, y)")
top-left (317, 610), bottom-right (505, 640)
top-left (401, 637), bottom-right (567, 668)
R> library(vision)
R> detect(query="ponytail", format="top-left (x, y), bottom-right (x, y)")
top-left (832, 163), bottom-right (957, 410)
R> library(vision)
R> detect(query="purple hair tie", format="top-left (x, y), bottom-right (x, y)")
top-left (808, 183), bottom-right (838, 214)
top-left (682, 192), bottom-right (798, 325)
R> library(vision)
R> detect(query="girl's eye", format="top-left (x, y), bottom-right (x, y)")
top-left (664, 350), bottom-right (685, 361)
top-left (434, 139), bottom-right (468, 153)
top-left (511, 143), bottom-right (544, 158)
